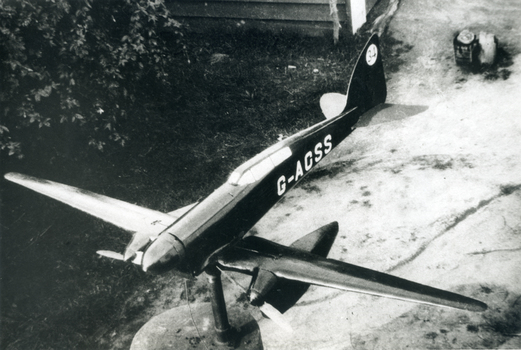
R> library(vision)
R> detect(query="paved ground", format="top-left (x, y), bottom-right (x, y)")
top-left (248, 0), bottom-right (521, 349)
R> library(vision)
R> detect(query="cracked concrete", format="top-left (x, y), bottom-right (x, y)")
top-left (389, 184), bottom-right (521, 272)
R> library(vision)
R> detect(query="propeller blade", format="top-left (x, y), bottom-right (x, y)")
top-left (219, 268), bottom-right (293, 332)
top-left (259, 302), bottom-right (293, 333)
top-left (97, 250), bottom-right (124, 260)
top-left (97, 250), bottom-right (143, 265)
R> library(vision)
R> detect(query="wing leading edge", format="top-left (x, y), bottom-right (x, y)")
top-left (5, 172), bottom-right (177, 233)
top-left (217, 236), bottom-right (487, 312)
top-left (4, 172), bottom-right (196, 260)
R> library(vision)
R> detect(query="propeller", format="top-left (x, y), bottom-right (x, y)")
top-left (218, 267), bottom-right (293, 332)
top-left (256, 302), bottom-right (293, 333)
top-left (97, 250), bottom-right (143, 265)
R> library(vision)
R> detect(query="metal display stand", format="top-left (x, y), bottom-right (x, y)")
top-left (130, 267), bottom-right (263, 350)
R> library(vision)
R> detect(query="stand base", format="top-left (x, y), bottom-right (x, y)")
top-left (130, 302), bottom-right (263, 350)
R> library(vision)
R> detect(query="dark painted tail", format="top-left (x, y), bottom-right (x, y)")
top-left (346, 34), bottom-right (387, 113)
top-left (320, 34), bottom-right (387, 119)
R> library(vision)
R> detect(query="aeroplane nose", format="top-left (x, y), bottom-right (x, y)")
top-left (141, 233), bottom-right (185, 272)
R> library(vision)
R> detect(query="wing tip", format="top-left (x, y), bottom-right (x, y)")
top-left (468, 300), bottom-right (488, 312)
top-left (4, 172), bottom-right (49, 186)
top-left (4, 172), bottom-right (21, 182)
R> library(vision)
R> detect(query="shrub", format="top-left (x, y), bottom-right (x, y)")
top-left (0, 0), bottom-right (185, 158)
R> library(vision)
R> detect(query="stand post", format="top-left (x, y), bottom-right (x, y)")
top-left (205, 266), bottom-right (234, 345)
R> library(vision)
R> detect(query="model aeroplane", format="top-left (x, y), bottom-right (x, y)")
top-left (4, 34), bottom-right (487, 343)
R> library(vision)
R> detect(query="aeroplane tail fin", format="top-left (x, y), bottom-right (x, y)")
top-left (320, 34), bottom-right (386, 119)
top-left (346, 34), bottom-right (387, 113)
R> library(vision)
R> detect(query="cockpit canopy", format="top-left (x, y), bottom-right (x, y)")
top-left (228, 146), bottom-right (292, 186)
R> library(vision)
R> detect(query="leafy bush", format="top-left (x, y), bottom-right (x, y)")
top-left (0, 0), bottom-right (185, 157)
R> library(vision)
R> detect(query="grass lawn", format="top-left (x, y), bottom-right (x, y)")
top-left (0, 27), bottom-right (403, 349)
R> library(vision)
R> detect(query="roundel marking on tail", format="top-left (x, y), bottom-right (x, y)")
top-left (366, 44), bottom-right (378, 66)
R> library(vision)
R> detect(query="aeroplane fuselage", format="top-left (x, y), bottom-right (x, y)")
top-left (143, 106), bottom-right (363, 275)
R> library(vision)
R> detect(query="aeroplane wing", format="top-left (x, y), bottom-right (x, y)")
top-left (4, 172), bottom-right (195, 260)
top-left (167, 203), bottom-right (198, 219)
top-left (217, 236), bottom-right (487, 312)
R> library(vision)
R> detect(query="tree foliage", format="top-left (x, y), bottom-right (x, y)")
top-left (0, 0), bottom-right (185, 157)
